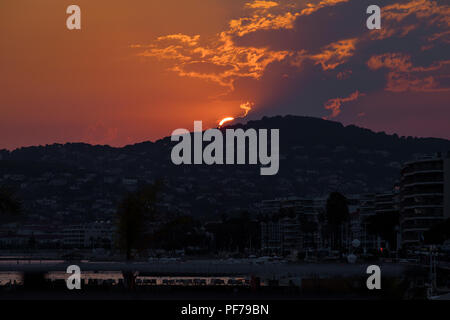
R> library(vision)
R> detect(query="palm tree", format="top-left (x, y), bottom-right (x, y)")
top-left (326, 192), bottom-right (349, 251)
top-left (299, 215), bottom-right (318, 249)
top-left (116, 181), bottom-right (162, 261)
top-left (116, 181), bottom-right (162, 290)
top-left (366, 211), bottom-right (400, 249)
top-left (0, 186), bottom-right (22, 223)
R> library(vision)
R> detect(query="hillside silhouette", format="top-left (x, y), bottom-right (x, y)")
top-left (1, 115), bottom-right (449, 220)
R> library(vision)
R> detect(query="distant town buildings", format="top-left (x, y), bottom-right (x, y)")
top-left (259, 193), bottom-right (397, 254)
top-left (62, 221), bottom-right (114, 248)
top-left (260, 220), bottom-right (283, 253)
top-left (1, 149), bottom-right (450, 254)
top-left (258, 153), bottom-right (450, 254)
top-left (260, 197), bottom-right (324, 254)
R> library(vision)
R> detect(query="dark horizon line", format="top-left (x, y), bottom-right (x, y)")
top-left (2, 114), bottom-right (449, 152)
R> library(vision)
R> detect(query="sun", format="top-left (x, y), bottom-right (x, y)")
top-left (218, 117), bottom-right (235, 128)
top-left (217, 101), bottom-right (253, 128)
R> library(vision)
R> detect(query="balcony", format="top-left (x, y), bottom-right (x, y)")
top-left (402, 181), bottom-right (443, 188)
top-left (402, 169), bottom-right (443, 177)
top-left (403, 192), bottom-right (443, 199)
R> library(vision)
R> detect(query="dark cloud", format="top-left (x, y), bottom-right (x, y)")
top-left (136, 0), bottom-right (450, 138)
top-left (230, 0), bottom-right (450, 127)
top-left (233, 0), bottom-right (372, 52)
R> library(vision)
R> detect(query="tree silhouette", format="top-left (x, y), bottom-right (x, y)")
top-left (206, 212), bottom-right (260, 253)
top-left (299, 214), bottom-right (318, 249)
top-left (149, 216), bottom-right (208, 251)
top-left (0, 186), bottom-right (22, 224)
top-left (326, 192), bottom-right (349, 250)
top-left (366, 211), bottom-right (399, 249)
top-left (424, 218), bottom-right (450, 245)
top-left (116, 181), bottom-right (162, 261)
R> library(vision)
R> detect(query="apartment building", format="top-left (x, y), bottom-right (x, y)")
top-left (400, 152), bottom-right (450, 247)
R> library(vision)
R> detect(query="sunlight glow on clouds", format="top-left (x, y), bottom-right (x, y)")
top-left (133, 0), bottom-right (450, 121)
top-left (245, 1), bottom-right (279, 10)
top-left (3, 0), bottom-right (448, 149)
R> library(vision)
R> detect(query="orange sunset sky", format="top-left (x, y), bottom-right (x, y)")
top-left (1, 0), bottom-right (449, 150)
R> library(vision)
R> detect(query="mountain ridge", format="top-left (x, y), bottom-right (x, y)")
top-left (2, 115), bottom-right (449, 154)
top-left (1, 115), bottom-right (449, 222)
